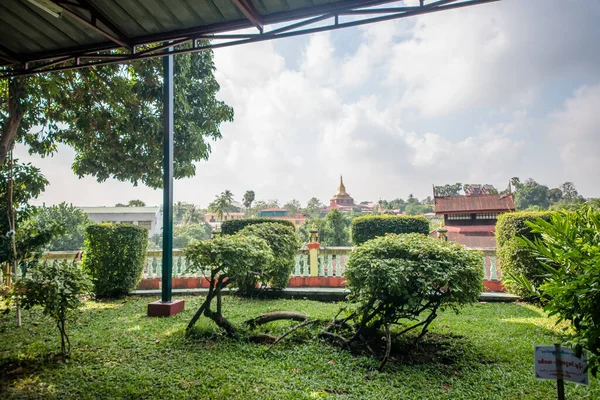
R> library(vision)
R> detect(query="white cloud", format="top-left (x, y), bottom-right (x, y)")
top-left (548, 84), bottom-right (600, 195)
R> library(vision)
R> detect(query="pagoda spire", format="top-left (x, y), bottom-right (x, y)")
top-left (338, 175), bottom-right (347, 195)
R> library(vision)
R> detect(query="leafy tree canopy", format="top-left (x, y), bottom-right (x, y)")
top-left (34, 203), bottom-right (91, 251)
top-left (0, 44), bottom-right (233, 188)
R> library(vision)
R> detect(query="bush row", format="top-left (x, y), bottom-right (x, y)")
top-left (221, 218), bottom-right (295, 235)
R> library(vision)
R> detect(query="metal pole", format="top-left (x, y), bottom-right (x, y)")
top-left (161, 47), bottom-right (174, 303)
top-left (555, 343), bottom-right (565, 400)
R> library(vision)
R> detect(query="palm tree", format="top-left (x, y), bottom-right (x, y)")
top-left (243, 190), bottom-right (255, 210)
top-left (209, 190), bottom-right (234, 221)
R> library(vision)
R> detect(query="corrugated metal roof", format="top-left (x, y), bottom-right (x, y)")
top-left (0, 0), bottom-right (499, 77)
top-left (434, 194), bottom-right (515, 214)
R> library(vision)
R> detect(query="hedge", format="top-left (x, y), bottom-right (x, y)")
top-left (351, 215), bottom-right (429, 245)
top-left (82, 224), bottom-right (148, 298)
top-left (221, 218), bottom-right (295, 235)
top-left (496, 211), bottom-right (554, 296)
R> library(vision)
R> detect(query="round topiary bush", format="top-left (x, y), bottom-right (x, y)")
top-left (351, 215), bottom-right (429, 245)
top-left (496, 211), bottom-right (554, 296)
top-left (236, 222), bottom-right (301, 294)
top-left (82, 224), bottom-right (148, 298)
top-left (345, 233), bottom-right (483, 339)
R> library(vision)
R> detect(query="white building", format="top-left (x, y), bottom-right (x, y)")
top-left (79, 207), bottom-right (162, 236)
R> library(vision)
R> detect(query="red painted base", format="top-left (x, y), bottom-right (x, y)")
top-left (147, 299), bottom-right (185, 317)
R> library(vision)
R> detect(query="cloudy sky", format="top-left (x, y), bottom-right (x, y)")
top-left (19, 0), bottom-right (600, 208)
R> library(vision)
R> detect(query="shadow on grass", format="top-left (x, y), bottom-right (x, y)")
top-left (0, 353), bottom-right (67, 391)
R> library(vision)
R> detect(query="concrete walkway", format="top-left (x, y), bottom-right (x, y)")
top-left (131, 288), bottom-right (520, 302)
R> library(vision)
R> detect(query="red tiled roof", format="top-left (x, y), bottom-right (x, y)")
top-left (434, 194), bottom-right (515, 214)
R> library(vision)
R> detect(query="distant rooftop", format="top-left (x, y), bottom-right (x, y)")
top-left (434, 194), bottom-right (515, 214)
top-left (79, 206), bottom-right (159, 214)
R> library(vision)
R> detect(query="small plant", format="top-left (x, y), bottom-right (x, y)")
top-left (351, 215), bottom-right (429, 245)
top-left (236, 223), bottom-right (301, 294)
top-left (341, 233), bottom-right (483, 370)
top-left (14, 261), bottom-right (92, 355)
top-left (82, 224), bottom-right (148, 298)
top-left (518, 204), bottom-right (600, 375)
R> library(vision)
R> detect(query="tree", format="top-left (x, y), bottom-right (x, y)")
top-left (127, 199), bottom-right (146, 207)
top-left (182, 205), bottom-right (204, 225)
top-left (513, 178), bottom-right (550, 209)
top-left (1, 45), bottom-right (234, 188)
top-left (325, 209), bottom-right (349, 246)
top-left (305, 197), bottom-right (325, 218)
top-left (560, 182), bottom-right (579, 202)
top-left (172, 223), bottom-right (212, 248)
top-left (34, 203), bottom-right (91, 251)
top-left (389, 198), bottom-right (406, 211)
top-left (242, 190), bottom-right (255, 210)
top-left (434, 183), bottom-right (462, 197)
top-left (209, 190), bottom-right (234, 221)
top-left (548, 188), bottom-right (563, 204)
top-left (283, 199), bottom-right (302, 215)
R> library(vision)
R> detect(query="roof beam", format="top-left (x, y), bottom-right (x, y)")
top-left (0, 44), bottom-right (21, 65)
top-left (54, 1), bottom-right (132, 49)
top-left (231, 0), bottom-right (263, 32)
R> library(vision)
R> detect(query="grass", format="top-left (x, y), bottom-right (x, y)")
top-left (1, 296), bottom-right (599, 399)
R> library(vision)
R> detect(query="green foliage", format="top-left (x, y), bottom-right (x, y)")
top-left (518, 205), bottom-right (600, 375)
top-left (242, 190), bottom-right (255, 209)
top-left (221, 218), bottom-right (295, 235)
top-left (237, 223), bottom-right (301, 293)
top-left (283, 199), bottom-right (302, 215)
top-left (172, 223), bottom-right (212, 248)
top-left (14, 261), bottom-right (92, 355)
top-left (33, 203), bottom-right (91, 251)
top-left (496, 211), bottom-right (554, 296)
top-left (351, 215), bottom-right (429, 245)
top-left (345, 234), bottom-right (483, 338)
top-left (115, 200), bottom-right (146, 207)
top-left (208, 190), bottom-right (235, 221)
top-left (1, 45), bottom-right (234, 188)
top-left (0, 161), bottom-right (59, 269)
top-left (185, 235), bottom-right (273, 283)
top-left (304, 197), bottom-right (325, 218)
top-left (82, 224), bottom-right (148, 298)
top-left (512, 178), bottom-right (550, 209)
top-left (325, 209), bottom-right (349, 246)
top-left (434, 183), bottom-right (463, 196)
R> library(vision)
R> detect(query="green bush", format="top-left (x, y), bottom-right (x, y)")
top-left (15, 261), bottom-right (92, 355)
top-left (351, 215), bottom-right (429, 245)
top-left (345, 234), bottom-right (483, 339)
top-left (221, 218), bottom-right (295, 235)
top-left (519, 205), bottom-right (600, 375)
top-left (82, 224), bottom-right (148, 298)
top-left (496, 211), bottom-right (554, 296)
top-left (237, 223), bottom-right (301, 294)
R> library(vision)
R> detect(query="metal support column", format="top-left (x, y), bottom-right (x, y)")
top-left (161, 48), bottom-right (174, 303)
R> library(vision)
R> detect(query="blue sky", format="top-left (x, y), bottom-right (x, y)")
top-left (19, 0), bottom-right (600, 208)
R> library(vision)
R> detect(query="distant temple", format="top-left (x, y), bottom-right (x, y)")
top-left (326, 176), bottom-right (372, 213)
top-left (430, 185), bottom-right (516, 249)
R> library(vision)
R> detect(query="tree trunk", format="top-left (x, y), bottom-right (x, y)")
top-left (0, 78), bottom-right (25, 166)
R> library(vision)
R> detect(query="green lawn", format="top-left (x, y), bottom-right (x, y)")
top-left (1, 297), bottom-right (598, 399)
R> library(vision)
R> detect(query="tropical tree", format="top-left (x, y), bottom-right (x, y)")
top-left (560, 182), bottom-right (579, 202)
top-left (209, 190), bottom-right (235, 221)
top-left (1, 44), bottom-right (233, 188)
top-left (182, 205), bottom-right (204, 224)
top-left (283, 199), bottom-right (302, 215)
top-left (325, 209), bottom-right (349, 246)
top-left (512, 178), bottom-right (550, 210)
top-left (242, 190), bottom-right (255, 210)
top-left (34, 203), bottom-right (91, 251)
top-left (548, 188), bottom-right (563, 204)
top-left (305, 197), bottom-right (325, 217)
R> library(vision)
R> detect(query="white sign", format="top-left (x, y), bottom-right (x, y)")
top-left (535, 345), bottom-right (588, 385)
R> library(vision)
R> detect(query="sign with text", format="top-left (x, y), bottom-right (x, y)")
top-left (535, 345), bottom-right (588, 385)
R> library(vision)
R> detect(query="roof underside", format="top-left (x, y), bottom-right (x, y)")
top-left (0, 0), bottom-right (498, 78)
top-left (434, 194), bottom-right (516, 214)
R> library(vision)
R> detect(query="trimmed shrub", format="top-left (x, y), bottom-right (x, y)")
top-left (345, 233), bottom-right (482, 339)
top-left (221, 218), bottom-right (295, 235)
top-left (82, 224), bottom-right (148, 298)
top-left (496, 211), bottom-right (554, 296)
top-left (351, 215), bottom-right (429, 245)
top-left (237, 223), bottom-right (301, 294)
